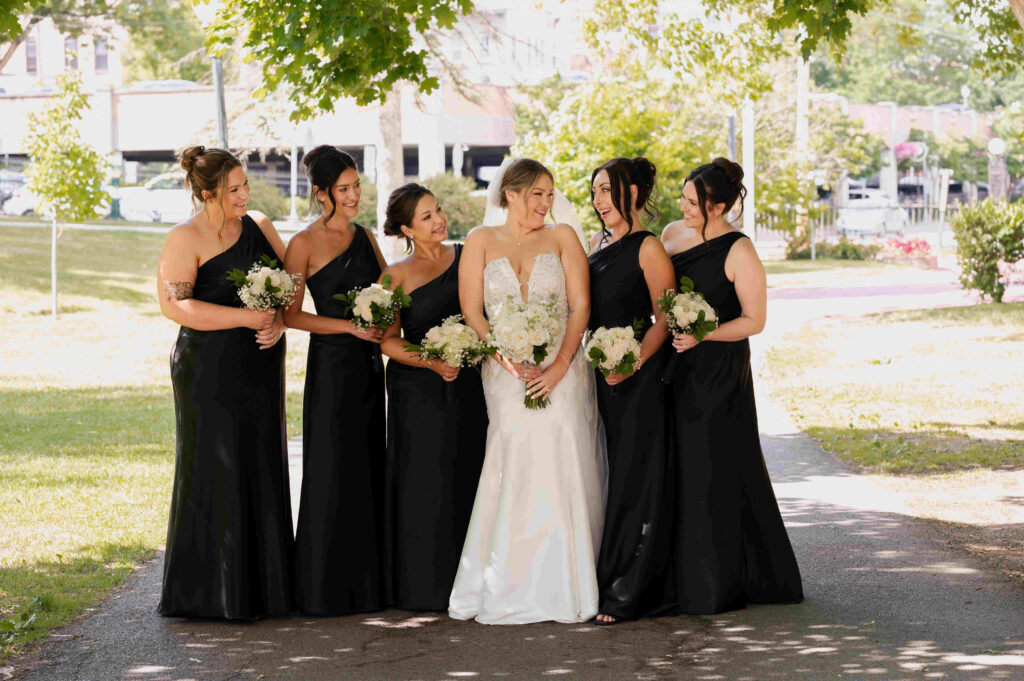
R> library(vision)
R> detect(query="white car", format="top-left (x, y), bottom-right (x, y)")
top-left (117, 172), bottom-right (195, 223)
top-left (2, 183), bottom-right (112, 218)
top-left (836, 190), bottom-right (908, 235)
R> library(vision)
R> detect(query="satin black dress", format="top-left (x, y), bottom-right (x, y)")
top-left (588, 230), bottom-right (675, 620)
top-left (667, 230), bottom-right (803, 615)
top-left (160, 214), bottom-right (294, 620)
top-left (385, 245), bottom-right (488, 611)
top-left (294, 225), bottom-right (387, 615)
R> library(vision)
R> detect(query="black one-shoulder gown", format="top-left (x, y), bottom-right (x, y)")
top-left (160, 214), bottom-right (294, 620)
top-left (588, 230), bottom-right (675, 620)
top-left (294, 225), bottom-right (387, 615)
top-left (667, 230), bottom-right (803, 614)
top-left (384, 244), bottom-right (487, 610)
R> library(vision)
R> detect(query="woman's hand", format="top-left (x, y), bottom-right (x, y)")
top-left (494, 353), bottom-right (542, 381)
top-left (526, 355), bottom-right (569, 401)
top-left (342, 319), bottom-right (384, 343)
top-left (604, 358), bottom-right (641, 386)
top-left (255, 310), bottom-right (286, 349)
top-left (246, 309), bottom-right (276, 331)
top-left (672, 332), bottom-right (699, 353)
top-left (425, 358), bottom-right (460, 382)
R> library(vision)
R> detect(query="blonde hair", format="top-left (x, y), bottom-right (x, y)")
top-left (498, 158), bottom-right (554, 208)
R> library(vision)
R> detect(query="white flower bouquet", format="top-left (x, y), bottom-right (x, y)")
top-left (585, 324), bottom-right (642, 377)
top-left (333, 274), bottom-right (411, 330)
top-left (657, 276), bottom-right (718, 341)
top-left (405, 314), bottom-right (493, 369)
top-left (226, 254), bottom-right (300, 310)
top-left (487, 296), bottom-right (561, 409)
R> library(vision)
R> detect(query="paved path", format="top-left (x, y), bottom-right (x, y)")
top-left (10, 266), bottom-right (1024, 681)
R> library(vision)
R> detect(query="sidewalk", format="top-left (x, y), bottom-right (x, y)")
top-left (9, 265), bottom-right (1024, 681)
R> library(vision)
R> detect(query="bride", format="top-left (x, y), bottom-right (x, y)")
top-left (448, 158), bottom-right (605, 624)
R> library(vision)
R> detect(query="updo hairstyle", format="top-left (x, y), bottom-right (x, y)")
top-left (179, 145), bottom-right (241, 211)
top-left (590, 157), bottom-right (659, 243)
top-left (302, 145), bottom-right (358, 223)
top-left (382, 183), bottom-right (435, 253)
top-left (685, 157), bottom-right (746, 241)
top-left (497, 158), bottom-right (554, 209)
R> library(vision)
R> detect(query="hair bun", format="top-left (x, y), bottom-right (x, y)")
top-left (631, 157), bottom-right (657, 187)
top-left (712, 157), bottom-right (743, 186)
top-left (302, 145), bottom-right (329, 173)
top-left (179, 145), bottom-right (206, 173)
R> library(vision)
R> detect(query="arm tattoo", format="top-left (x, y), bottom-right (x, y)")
top-left (165, 281), bottom-right (194, 301)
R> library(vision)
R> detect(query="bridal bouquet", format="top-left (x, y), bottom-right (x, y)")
top-left (657, 276), bottom-right (718, 341)
top-left (585, 323), bottom-right (642, 377)
top-left (226, 254), bottom-right (300, 310)
top-left (333, 274), bottom-right (411, 330)
top-left (405, 314), bottom-right (492, 368)
top-left (487, 296), bottom-right (561, 410)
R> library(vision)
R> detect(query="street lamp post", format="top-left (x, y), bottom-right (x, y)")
top-left (192, 1), bottom-right (229, 149)
top-left (988, 137), bottom-right (1008, 202)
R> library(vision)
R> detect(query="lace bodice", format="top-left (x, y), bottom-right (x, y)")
top-left (483, 252), bottom-right (569, 319)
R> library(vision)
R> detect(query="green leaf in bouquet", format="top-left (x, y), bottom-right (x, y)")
top-left (630, 317), bottom-right (645, 339)
top-left (532, 344), bottom-right (548, 365)
top-left (656, 288), bottom-right (676, 314)
top-left (263, 276), bottom-right (281, 294)
top-left (226, 267), bottom-right (248, 288)
top-left (259, 253), bottom-right (280, 268)
top-left (403, 342), bottom-right (425, 355)
top-left (381, 273), bottom-right (393, 289)
top-left (613, 351), bottom-right (637, 376)
top-left (588, 345), bottom-right (607, 371)
top-left (393, 284), bottom-right (412, 309)
top-left (678, 275), bottom-right (696, 294)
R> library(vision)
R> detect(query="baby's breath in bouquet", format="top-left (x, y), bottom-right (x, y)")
top-left (657, 275), bottom-right (719, 382)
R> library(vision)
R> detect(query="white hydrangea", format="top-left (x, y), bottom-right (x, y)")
top-left (234, 261), bottom-right (299, 311)
top-left (351, 284), bottom-right (394, 323)
top-left (416, 315), bottom-right (489, 368)
top-left (487, 296), bottom-right (561, 365)
top-left (664, 291), bottom-right (717, 334)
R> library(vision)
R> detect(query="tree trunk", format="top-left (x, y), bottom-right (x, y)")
top-left (0, 16), bottom-right (40, 73)
top-left (1010, 0), bottom-right (1024, 33)
top-left (376, 81), bottom-right (405, 263)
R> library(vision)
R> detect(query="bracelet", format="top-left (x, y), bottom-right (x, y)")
top-left (635, 356), bottom-right (644, 372)
top-left (556, 353), bottom-right (571, 369)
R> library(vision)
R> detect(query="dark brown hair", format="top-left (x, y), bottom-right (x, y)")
top-left (590, 157), bottom-right (658, 244)
top-left (685, 157), bottom-right (746, 241)
top-left (302, 145), bottom-right (358, 223)
top-left (382, 183), bottom-right (435, 253)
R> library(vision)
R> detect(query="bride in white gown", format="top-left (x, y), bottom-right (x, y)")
top-left (449, 158), bottom-right (605, 624)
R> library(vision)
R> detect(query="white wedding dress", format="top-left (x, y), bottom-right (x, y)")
top-left (448, 252), bottom-right (606, 624)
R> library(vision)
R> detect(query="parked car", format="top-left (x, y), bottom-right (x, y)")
top-left (836, 190), bottom-right (908, 235)
top-left (2, 183), bottom-right (112, 218)
top-left (117, 171), bottom-right (195, 223)
top-left (0, 170), bottom-right (25, 207)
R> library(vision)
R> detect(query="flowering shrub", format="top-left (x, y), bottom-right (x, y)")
top-left (885, 236), bottom-right (931, 257)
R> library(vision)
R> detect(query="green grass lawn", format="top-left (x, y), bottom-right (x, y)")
top-left (761, 303), bottom-right (1024, 473)
top-left (0, 226), bottom-right (307, 662)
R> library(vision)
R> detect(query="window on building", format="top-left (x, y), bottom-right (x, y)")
top-left (65, 37), bottom-right (78, 70)
top-left (25, 38), bottom-right (37, 74)
top-left (94, 38), bottom-right (108, 72)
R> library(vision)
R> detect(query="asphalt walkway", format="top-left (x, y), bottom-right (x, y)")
top-left (9, 266), bottom-right (1024, 681)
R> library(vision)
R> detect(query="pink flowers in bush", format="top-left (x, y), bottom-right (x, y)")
top-left (886, 236), bottom-right (931, 256)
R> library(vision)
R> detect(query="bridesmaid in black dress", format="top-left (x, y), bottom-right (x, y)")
top-left (282, 146), bottom-right (389, 614)
top-left (157, 146), bottom-right (293, 619)
top-left (587, 158), bottom-right (676, 624)
top-left (379, 184), bottom-right (487, 610)
top-left (660, 158), bottom-right (803, 614)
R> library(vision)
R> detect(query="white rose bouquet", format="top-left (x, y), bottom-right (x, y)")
top-left (585, 323), bottom-right (642, 377)
top-left (226, 254), bottom-right (300, 310)
top-left (405, 314), bottom-right (493, 369)
top-left (486, 296), bottom-right (562, 409)
top-left (333, 274), bottom-right (411, 330)
top-left (657, 275), bottom-right (718, 340)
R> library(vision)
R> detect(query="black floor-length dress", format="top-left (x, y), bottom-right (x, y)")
top-left (667, 230), bottom-right (803, 615)
top-left (385, 245), bottom-right (488, 610)
top-left (294, 225), bottom-right (387, 614)
top-left (160, 215), bottom-right (294, 620)
top-left (588, 230), bottom-right (675, 620)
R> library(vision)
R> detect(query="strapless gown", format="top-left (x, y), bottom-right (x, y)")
top-left (448, 252), bottom-right (606, 624)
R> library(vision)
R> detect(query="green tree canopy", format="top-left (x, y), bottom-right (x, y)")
top-left (205, 0), bottom-right (474, 121)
